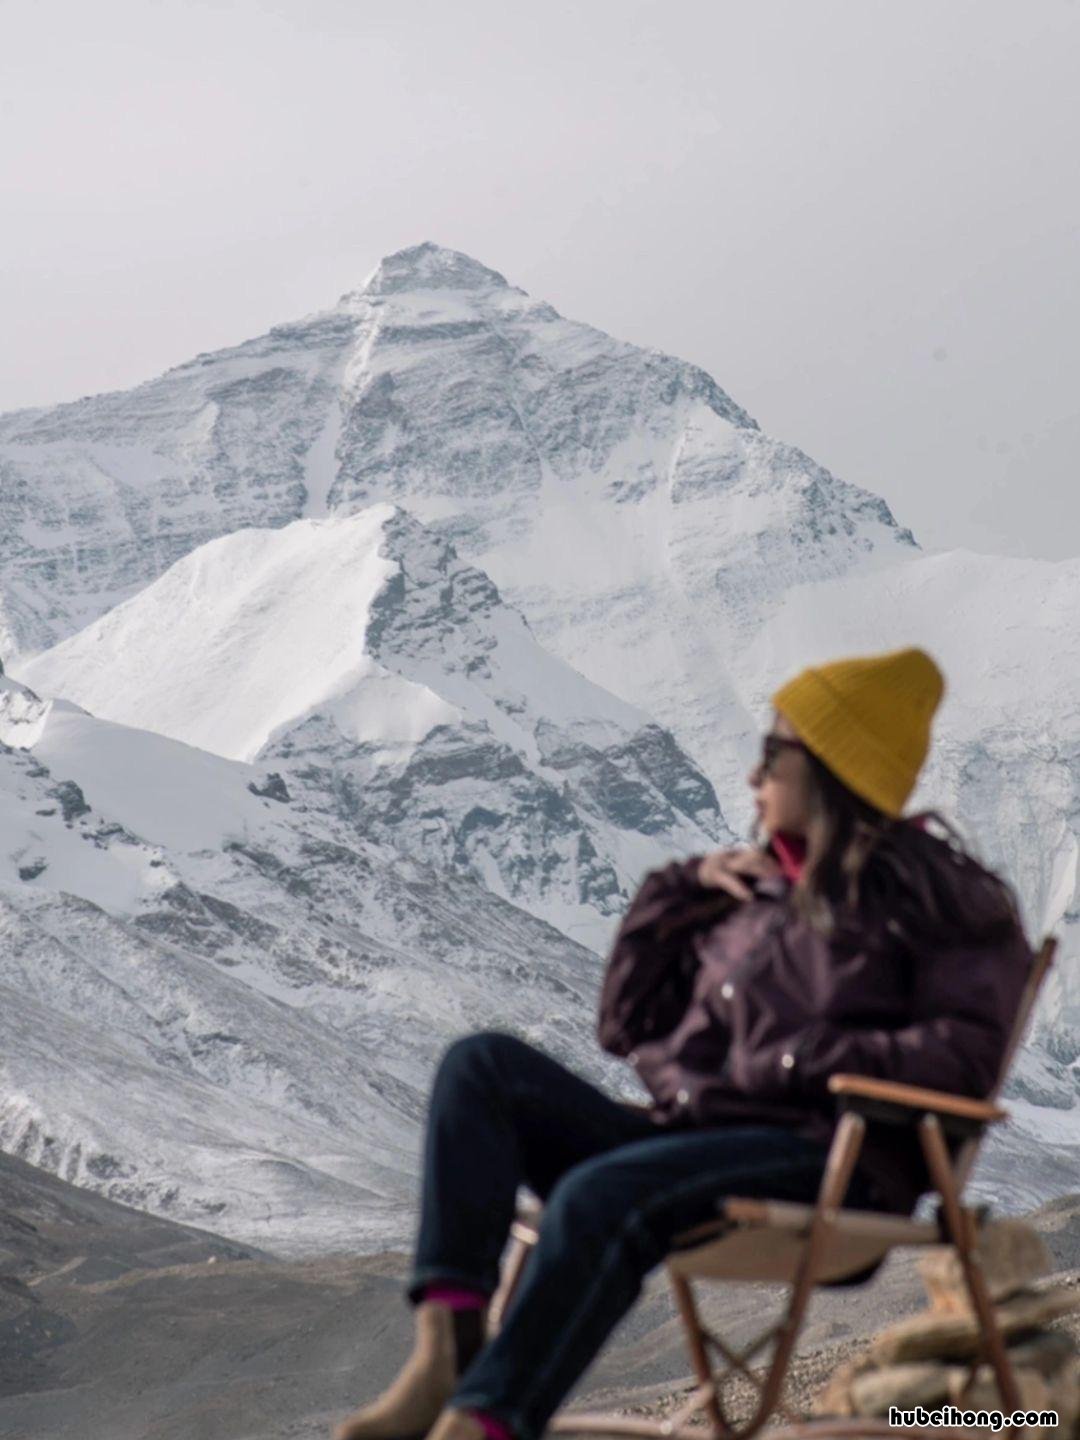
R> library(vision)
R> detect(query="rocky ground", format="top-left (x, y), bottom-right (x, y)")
top-left (1, 1152), bottom-right (1078, 1439)
top-left (607, 1280), bottom-right (1080, 1431)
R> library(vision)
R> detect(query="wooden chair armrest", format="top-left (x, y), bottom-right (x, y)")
top-left (828, 1074), bottom-right (1007, 1124)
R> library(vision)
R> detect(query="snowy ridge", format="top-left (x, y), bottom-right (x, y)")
top-left (0, 242), bottom-right (900, 672)
top-left (20, 506), bottom-right (730, 948)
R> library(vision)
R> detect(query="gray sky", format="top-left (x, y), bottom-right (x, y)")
top-left (3, 0), bottom-right (1078, 558)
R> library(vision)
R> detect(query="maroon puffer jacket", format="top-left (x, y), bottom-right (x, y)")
top-left (596, 853), bottom-right (1033, 1213)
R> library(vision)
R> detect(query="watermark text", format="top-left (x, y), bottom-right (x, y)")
top-left (889, 1405), bottom-right (1058, 1431)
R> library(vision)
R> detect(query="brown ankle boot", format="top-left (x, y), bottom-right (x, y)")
top-left (427, 1411), bottom-right (487, 1440)
top-left (332, 1302), bottom-right (487, 1440)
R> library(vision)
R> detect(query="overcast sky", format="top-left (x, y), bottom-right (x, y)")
top-left (3, 0), bottom-right (1077, 558)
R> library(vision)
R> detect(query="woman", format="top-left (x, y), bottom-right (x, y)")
top-left (333, 646), bottom-right (1032, 1440)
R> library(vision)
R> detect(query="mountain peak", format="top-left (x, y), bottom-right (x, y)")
top-left (353, 242), bottom-right (512, 299)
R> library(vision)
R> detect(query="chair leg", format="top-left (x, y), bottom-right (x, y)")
top-left (737, 1112), bottom-right (869, 1439)
top-left (488, 1229), bottom-right (534, 1336)
top-left (669, 1272), bottom-right (726, 1433)
top-left (919, 1114), bottom-right (1022, 1415)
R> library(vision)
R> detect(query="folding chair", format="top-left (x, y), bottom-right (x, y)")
top-left (487, 936), bottom-right (1057, 1440)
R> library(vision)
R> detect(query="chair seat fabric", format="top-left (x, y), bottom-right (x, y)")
top-left (666, 1199), bottom-right (940, 1284)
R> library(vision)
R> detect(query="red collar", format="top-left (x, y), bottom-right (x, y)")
top-left (769, 813), bottom-right (929, 886)
top-left (770, 831), bottom-right (807, 883)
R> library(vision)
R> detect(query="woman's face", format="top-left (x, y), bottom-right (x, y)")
top-left (748, 712), bottom-right (815, 839)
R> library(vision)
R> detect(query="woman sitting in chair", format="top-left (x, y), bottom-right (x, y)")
top-left (334, 646), bottom-right (1032, 1440)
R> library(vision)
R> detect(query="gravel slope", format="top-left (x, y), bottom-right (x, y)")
top-left (3, 1152), bottom-right (1078, 1439)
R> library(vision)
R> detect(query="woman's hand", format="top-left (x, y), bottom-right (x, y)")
top-left (697, 847), bottom-right (782, 902)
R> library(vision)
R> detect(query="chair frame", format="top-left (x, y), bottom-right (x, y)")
top-left (487, 936), bottom-right (1057, 1440)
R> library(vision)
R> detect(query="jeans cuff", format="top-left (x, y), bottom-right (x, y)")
top-left (405, 1263), bottom-right (495, 1307)
top-left (450, 1393), bottom-right (533, 1440)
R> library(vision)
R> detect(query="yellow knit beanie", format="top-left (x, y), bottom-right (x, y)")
top-left (771, 646), bottom-right (945, 818)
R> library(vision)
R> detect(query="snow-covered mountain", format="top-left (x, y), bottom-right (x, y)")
top-left (1, 241), bottom-right (1077, 1239)
top-left (0, 494), bottom-right (730, 1245)
top-left (0, 241), bottom-right (913, 780)
top-left (0, 669), bottom-right (636, 1251)
top-left (18, 504), bottom-right (729, 950)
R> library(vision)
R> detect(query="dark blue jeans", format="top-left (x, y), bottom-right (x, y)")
top-left (407, 1031), bottom-right (880, 1440)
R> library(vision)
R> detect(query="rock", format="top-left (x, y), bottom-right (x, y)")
top-left (1005, 1329), bottom-right (1078, 1378)
top-left (850, 1362), bottom-right (950, 1416)
top-left (946, 1362), bottom-right (1050, 1408)
top-left (247, 772), bottom-right (292, 802)
top-left (823, 1328), bottom-right (1080, 1426)
top-left (813, 1355), bottom-right (869, 1416)
top-left (920, 1221), bottom-right (1052, 1313)
top-left (45, 779), bottom-right (91, 823)
top-left (1049, 1356), bottom-right (1080, 1432)
top-left (870, 1286), bottom-right (1080, 1364)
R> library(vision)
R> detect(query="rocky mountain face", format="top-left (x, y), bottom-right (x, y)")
top-left (18, 505), bottom-right (729, 951)
top-left (1, 242), bottom-right (1077, 1243)
top-left (0, 307), bottom-right (355, 658)
top-left (0, 667), bottom-right (647, 1250)
top-left (0, 243), bottom-right (913, 769)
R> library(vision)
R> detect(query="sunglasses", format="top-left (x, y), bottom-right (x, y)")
top-left (758, 733), bottom-right (808, 776)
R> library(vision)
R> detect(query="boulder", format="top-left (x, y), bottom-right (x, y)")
top-left (946, 1362), bottom-right (1051, 1410)
top-left (870, 1286), bottom-right (1080, 1365)
top-left (919, 1222), bottom-right (1052, 1314)
top-left (813, 1355), bottom-right (868, 1417)
top-left (1005, 1330), bottom-right (1078, 1378)
top-left (850, 1362), bottom-right (950, 1416)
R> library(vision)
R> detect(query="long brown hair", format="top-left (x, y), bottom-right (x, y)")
top-left (790, 747), bottom-right (1023, 950)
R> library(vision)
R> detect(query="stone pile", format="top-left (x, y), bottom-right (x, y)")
top-left (815, 1221), bottom-right (1080, 1437)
